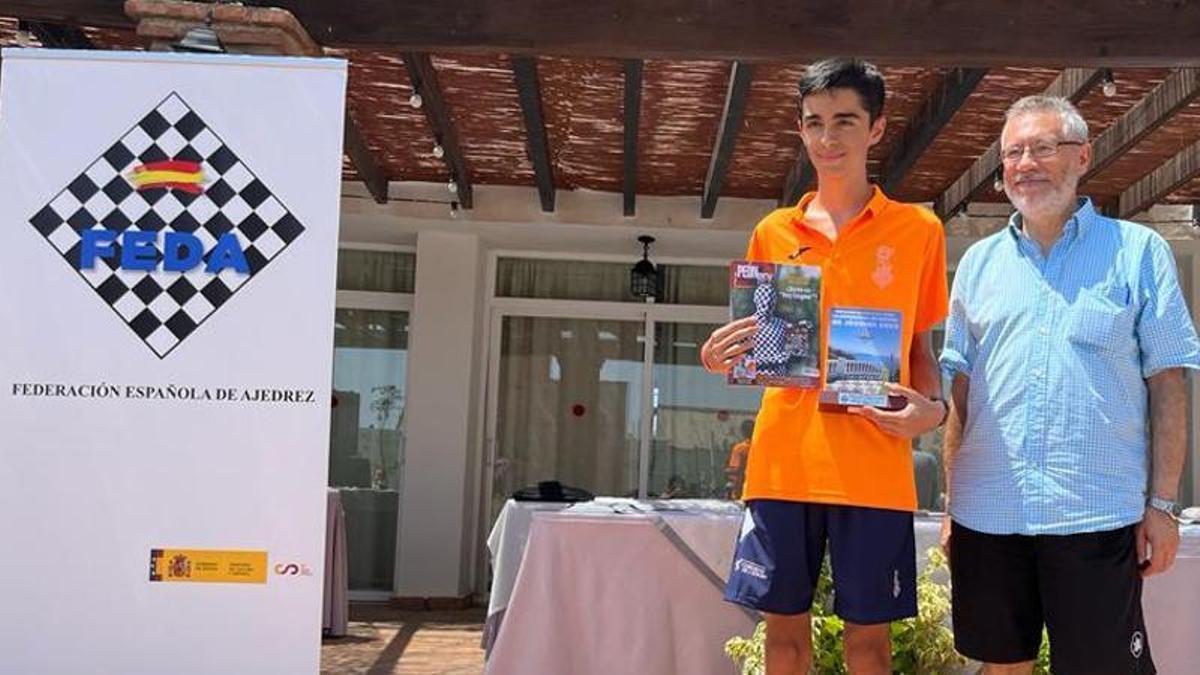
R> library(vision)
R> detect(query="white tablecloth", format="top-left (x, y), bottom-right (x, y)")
top-left (486, 507), bottom-right (756, 675)
top-left (484, 498), bottom-right (744, 653)
top-left (1142, 527), bottom-right (1200, 671)
top-left (487, 501), bottom-right (1200, 673)
top-left (322, 488), bottom-right (349, 638)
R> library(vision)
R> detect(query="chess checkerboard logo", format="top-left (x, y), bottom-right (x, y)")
top-left (27, 92), bottom-right (305, 358)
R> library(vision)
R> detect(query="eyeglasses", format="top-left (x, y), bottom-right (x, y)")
top-left (1000, 139), bottom-right (1085, 165)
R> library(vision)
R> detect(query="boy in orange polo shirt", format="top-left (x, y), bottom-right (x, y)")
top-left (701, 58), bottom-right (949, 674)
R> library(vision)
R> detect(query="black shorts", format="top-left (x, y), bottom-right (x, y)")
top-left (950, 521), bottom-right (1155, 674)
top-left (724, 499), bottom-right (917, 624)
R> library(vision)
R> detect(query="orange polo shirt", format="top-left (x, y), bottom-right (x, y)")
top-left (742, 187), bottom-right (948, 511)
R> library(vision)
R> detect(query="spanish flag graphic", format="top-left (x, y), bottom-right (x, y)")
top-left (128, 159), bottom-right (206, 194)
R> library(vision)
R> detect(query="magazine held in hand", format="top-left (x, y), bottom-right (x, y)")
top-left (819, 307), bottom-right (905, 411)
top-left (728, 261), bottom-right (904, 411)
top-left (727, 261), bottom-right (821, 388)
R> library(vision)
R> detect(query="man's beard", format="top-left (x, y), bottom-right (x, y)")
top-left (1006, 177), bottom-right (1078, 222)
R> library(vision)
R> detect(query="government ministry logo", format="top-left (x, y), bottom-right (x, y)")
top-left (28, 92), bottom-right (305, 358)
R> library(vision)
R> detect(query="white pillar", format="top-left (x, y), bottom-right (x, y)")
top-left (397, 231), bottom-right (485, 597)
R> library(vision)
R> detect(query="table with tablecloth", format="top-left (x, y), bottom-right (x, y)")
top-left (486, 499), bottom-right (753, 675)
top-left (486, 499), bottom-right (1200, 674)
top-left (322, 488), bottom-right (349, 638)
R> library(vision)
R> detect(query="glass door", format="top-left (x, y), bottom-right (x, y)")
top-left (329, 307), bottom-right (408, 592)
top-left (489, 314), bottom-right (645, 522)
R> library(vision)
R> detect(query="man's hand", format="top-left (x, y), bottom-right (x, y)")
top-left (849, 382), bottom-right (945, 438)
top-left (1136, 507), bottom-right (1180, 577)
top-left (940, 513), bottom-right (952, 558)
top-left (700, 317), bottom-right (757, 374)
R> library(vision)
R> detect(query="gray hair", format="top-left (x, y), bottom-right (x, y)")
top-left (1005, 95), bottom-right (1089, 142)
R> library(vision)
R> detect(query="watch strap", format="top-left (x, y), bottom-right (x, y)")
top-left (1148, 496), bottom-right (1183, 518)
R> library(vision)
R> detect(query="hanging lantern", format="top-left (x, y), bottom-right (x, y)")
top-left (630, 235), bottom-right (659, 300)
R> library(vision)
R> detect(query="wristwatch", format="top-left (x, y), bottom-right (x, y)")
top-left (1147, 496), bottom-right (1184, 519)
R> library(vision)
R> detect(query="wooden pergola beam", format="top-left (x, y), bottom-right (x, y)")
top-left (879, 68), bottom-right (987, 195)
top-left (403, 52), bottom-right (473, 209)
top-left (6, 2), bottom-right (1200, 65)
top-left (933, 68), bottom-right (1103, 219)
top-left (701, 61), bottom-right (753, 219)
top-left (1117, 139), bottom-right (1200, 218)
top-left (512, 55), bottom-right (555, 212)
top-left (19, 18), bottom-right (94, 48)
top-left (342, 118), bottom-right (388, 203)
top-left (622, 58), bottom-right (642, 217)
top-left (1084, 68), bottom-right (1200, 182)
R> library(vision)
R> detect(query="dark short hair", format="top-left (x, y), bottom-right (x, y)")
top-left (741, 419), bottom-right (755, 437)
top-left (797, 58), bottom-right (886, 122)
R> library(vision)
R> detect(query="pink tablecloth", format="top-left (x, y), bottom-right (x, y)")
top-left (486, 513), bottom-right (754, 675)
top-left (1143, 555), bottom-right (1200, 670)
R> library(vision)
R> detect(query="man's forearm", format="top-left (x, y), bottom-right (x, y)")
top-left (942, 373), bottom-right (970, 507)
top-left (909, 337), bottom-right (943, 400)
top-left (1148, 368), bottom-right (1188, 500)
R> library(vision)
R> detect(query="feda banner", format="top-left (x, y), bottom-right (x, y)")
top-left (0, 49), bottom-right (345, 674)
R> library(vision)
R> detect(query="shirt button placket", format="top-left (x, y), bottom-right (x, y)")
top-left (1033, 252), bottom-right (1066, 529)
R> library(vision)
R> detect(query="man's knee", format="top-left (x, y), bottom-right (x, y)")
top-left (843, 622), bottom-right (891, 671)
top-left (764, 612), bottom-right (812, 652)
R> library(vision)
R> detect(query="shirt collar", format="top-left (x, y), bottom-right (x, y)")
top-left (791, 185), bottom-right (890, 232)
top-left (1006, 197), bottom-right (1098, 245)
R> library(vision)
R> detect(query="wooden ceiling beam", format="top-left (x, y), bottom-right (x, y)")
top-left (19, 18), bottom-right (94, 48)
top-left (403, 52), bottom-right (473, 208)
top-left (622, 58), bottom-right (643, 217)
top-left (879, 68), bottom-right (987, 195)
top-left (701, 61), bottom-right (753, 219)
top-left (6, 2), bottom-right (1200, 65)
top-left (512, 55), bottom-right (555, 212)
top-left (1084, 68), bottom-right (1200, 183)
top-left (342, 117), bottom-right (388, 203)
top-left (1117, 139), bottom-right (1200, 218)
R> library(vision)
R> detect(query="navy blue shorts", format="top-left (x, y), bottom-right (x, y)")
top-left (724, 499), bottom-right (917, 624)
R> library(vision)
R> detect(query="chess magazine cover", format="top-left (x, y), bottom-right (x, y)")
top-left (824, 307), bottom-right (903, 405)
top-left (727, 260), bottom-right (821, 387)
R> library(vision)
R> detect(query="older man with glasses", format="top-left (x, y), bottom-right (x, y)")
top-left (940, 95), bottom-right (1200, 674)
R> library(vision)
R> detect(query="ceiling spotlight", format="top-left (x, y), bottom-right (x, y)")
top-left (447, 179), bottom-right (458, 194)
top-left (409, 92), bottom-right (423, 109)
top-left (432, 144), bottom-right (445, 159)
top-left (1102, 69), bottom-right (1117, 98)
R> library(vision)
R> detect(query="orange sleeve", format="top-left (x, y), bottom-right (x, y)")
top-left (913, 220), bottom-right (949, 334)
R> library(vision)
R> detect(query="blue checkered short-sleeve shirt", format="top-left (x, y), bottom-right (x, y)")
top-left (941, 198), bottom-right (1200, 535)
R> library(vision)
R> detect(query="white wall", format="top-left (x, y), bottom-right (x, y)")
top-left (396, 230), bottom-right (485, 597)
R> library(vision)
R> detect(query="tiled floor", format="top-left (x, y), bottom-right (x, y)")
top-left (321, 605), bottom-right (485, 675)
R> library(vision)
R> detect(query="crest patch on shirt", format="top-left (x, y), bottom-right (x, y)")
top-left (872, 245), bottom-right (895, 289)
